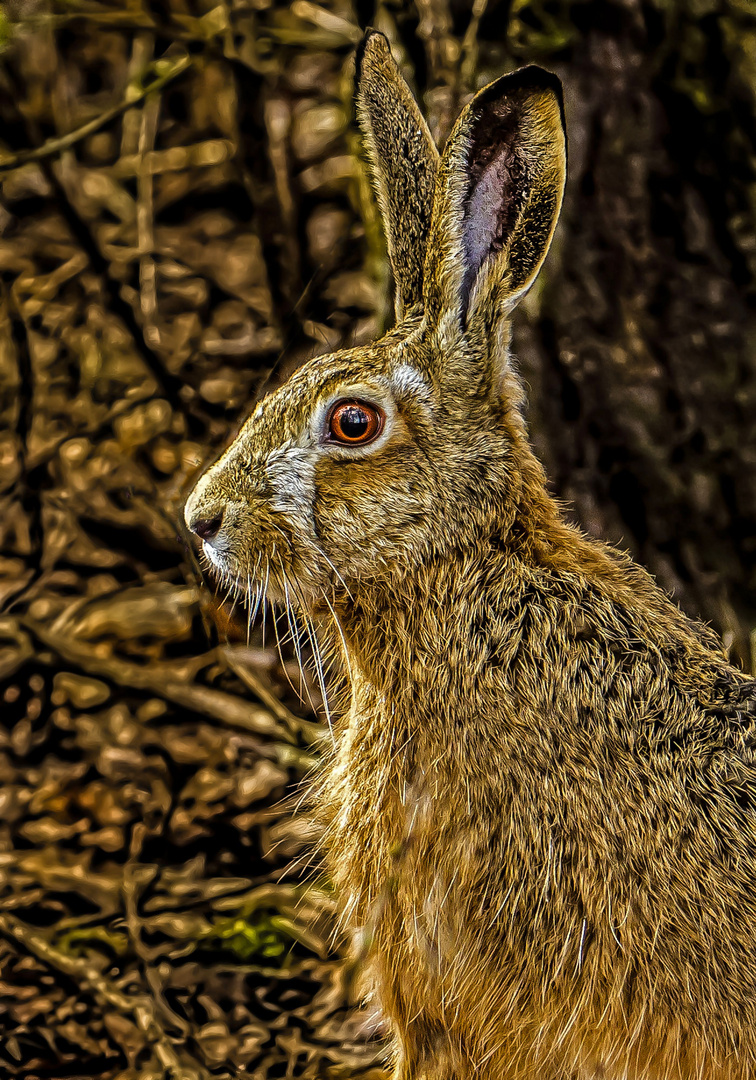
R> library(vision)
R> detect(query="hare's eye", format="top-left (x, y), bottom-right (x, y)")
top-left (327, 401), bottom-right (384, 445)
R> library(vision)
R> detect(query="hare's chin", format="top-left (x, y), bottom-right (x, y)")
top-left (203, 541), bottom-right (227, 572)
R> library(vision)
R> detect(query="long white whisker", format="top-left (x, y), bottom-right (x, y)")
top-left (271, 606), bottom-right (290, 685)
top-left (249, 572), bottom-right (264, 627)
top-left (261, 557), bottom-right (270, 649)
top-left (245, 572), bottom-right (252, 646)
top-left (265, 545), bottom-right (299, 700)
top-left (312, 541), bottom-right (353, 602)
top-left (219, 570), bottom-right (235, 613)
top-left (246, 552), bottom-right (263, 643)
top-left (245, 552), bottom-right (262, 647)
top-left (280, 561), bottom-right (303, 688)
top-left (279, 558), bottom-right (318, 716)
top-left (322, 591), bottom-right (353, 685)
top-left (304, 611), bottom-right (334, 746)
top-left (283, 573), bottom-right (335, 747)
top-left (270, 602), bottom-right (303, 703)
top-left (226, 569), bottom-right (242, 632)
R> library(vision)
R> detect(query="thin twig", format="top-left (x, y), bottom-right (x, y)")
top-left (136, 61), bottom-right (161, 349)
top-left (19, 616), bottom-right (296, 742)
top-left (123, 822), bottom-right (191, 1037)
top-left (0, 54), bottom-right (193, 172)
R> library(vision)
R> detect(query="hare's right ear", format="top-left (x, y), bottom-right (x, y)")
top-left (356, 30), bottom-right (439, 321)
top-left (424, 66), bottom-right (566, 337)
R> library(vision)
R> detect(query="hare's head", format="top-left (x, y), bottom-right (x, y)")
top-left (184, 32), bottom-right (566, 608)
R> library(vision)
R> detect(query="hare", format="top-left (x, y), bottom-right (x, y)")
top-left (185, 30), bottom-right (756, 1080)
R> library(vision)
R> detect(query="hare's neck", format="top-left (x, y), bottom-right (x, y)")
top-left (329, 522), bottom-right (558, 731)
top-left (323, 473), bottom-right (644, 734)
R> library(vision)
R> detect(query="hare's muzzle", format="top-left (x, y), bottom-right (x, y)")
top-left (184, 468), bottom-right (229, 546)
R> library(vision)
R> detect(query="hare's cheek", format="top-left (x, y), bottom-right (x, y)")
top-left (265, 446), bottom-right (317, 532)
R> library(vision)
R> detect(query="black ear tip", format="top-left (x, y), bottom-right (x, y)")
top-left (521, 65), bottom-right (565, 118)
top-left (515, 64), bottom-right (563, 92)
top-left (478, 64), bottom-right (566, 132)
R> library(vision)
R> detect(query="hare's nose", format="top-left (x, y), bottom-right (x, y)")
top-left (189, 511), bottom-right (224, 542)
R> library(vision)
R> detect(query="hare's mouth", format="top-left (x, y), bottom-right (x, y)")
top-left (202, 540), bottom-right (226, 572)
top-left (200, 536), bottom-right (297, 610)
top-left (196, 530), bottom-right (347, 728)
top-left (197, 514), bottom-right (346, 622)
top-left (199, 540), bottom-right (252, 597)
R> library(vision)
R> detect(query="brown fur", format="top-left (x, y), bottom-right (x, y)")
top-left (355, 31), bottom-right (439, 319)
top-left (185, 31), bottom-right (756, 1080)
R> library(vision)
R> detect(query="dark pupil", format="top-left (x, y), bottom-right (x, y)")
top-left (339, 406), bottom-right (368, 438)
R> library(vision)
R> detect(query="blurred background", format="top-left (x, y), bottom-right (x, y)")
top-left (0, 0), bottom-right (755, 1077)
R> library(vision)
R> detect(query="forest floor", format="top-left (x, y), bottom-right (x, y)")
top-left (0, 1), bottom-right (400, 1075)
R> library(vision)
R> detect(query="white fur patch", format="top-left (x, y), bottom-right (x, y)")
top-left (203, 541), bottom-right (225, 570)
top-left (390, 363), bottom-right (432, 403)
top-left (266, 443), bottom-right (316, 524)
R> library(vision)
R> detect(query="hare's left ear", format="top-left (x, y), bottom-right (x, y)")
top-left (424, 66), bottom-right (566, 333)
top-left (356, 30), bottom-right (440, 320)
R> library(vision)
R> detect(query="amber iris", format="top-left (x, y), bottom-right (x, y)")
top-left (327, 401), bottom-right (384, 445)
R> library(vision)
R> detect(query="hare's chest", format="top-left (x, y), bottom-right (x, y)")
top-left (328, 704), bottom-right (470, 940)
top-left (326, 698), bottom-right (424, 906)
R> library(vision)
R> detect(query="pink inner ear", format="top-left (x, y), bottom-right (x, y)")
top-left (460, 104), bottom-right (529, 311)
top-left (462, 153), bottom-right (513, 302)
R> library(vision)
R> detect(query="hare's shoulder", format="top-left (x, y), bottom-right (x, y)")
top-left (490, 554), bottom-right (755, 754)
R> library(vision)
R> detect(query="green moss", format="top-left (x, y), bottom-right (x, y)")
top-left (57, 926), bottom-right (129, 957)
top-left (200, 910), bottom-right (295, 960)
top-left (0, 9), bottom-right (12, 52)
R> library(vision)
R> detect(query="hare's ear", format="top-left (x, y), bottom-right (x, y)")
top-left (424, 66), bottom-right (566, 333)
top-left (356, 30), bottom-right (440, 320)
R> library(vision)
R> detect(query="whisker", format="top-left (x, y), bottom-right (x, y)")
top-left (265, 544), bottom-right (299, 698)
top-left (219, 571), bottom-right (235, 612)
top-left (322, 591), bottom-right (353, 686)
top-left (312, 541), bottom-right (354, 602)
top-left (226, 571), bottom-right (242, 631)
top-left (270, 600), bottom-right (303, 703)
top-left (295, 616), bottom-right (332, 729)
top-left (279, 558), bottom-right (319, 717)
top-left (249, 573), bottom-right (265, 627)
top-left (261, 557), bottom-right (271, 649)
top-left (268, 520), bottom-right (292, 546)
top-left (245, 568), bottom-right (253, 646)
top-left (303, 608), bottom-right (335, 746)
top-left (283, 573), bottom-right (336, 748)
top-left (245, 551), bottom-right (263, 645)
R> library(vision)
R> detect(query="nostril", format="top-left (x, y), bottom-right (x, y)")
top-left (191, 512), bottom-right (224, 542)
